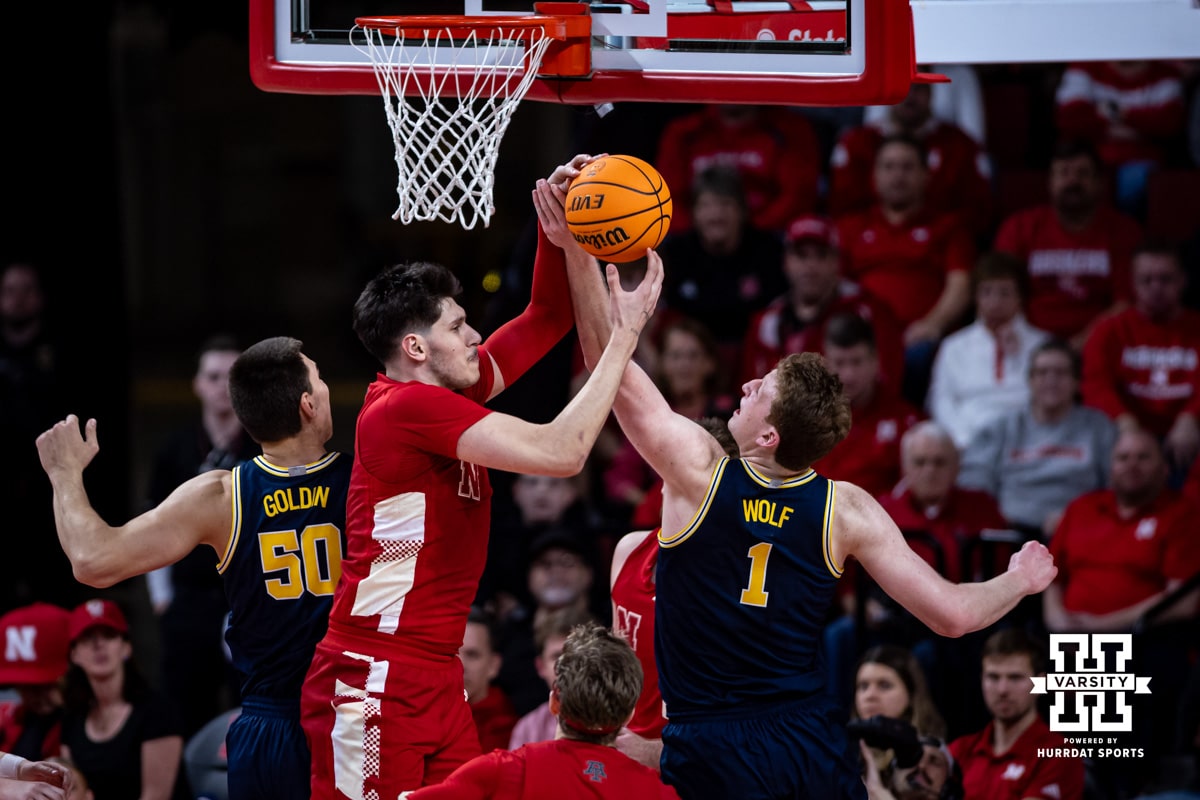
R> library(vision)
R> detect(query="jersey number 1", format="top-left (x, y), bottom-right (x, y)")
top-left (739, 542), bottom-right (773, 607)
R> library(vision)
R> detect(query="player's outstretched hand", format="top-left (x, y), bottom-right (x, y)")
top-left (533, 178), bottom-right (575, 251)
top-left (546, 152), bottom-right (607, 195)
top-left (36, 415), bottom-right (100, 481)
top-left (1007, 540), bottom-right (1057, 596)
top-left (606, 249), bottom-right (663, 340)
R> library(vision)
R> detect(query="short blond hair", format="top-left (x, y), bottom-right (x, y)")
top-left (554, 622), bottom-right (643, 745)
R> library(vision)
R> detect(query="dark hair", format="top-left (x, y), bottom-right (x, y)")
top-left (855, 644), bottom-right (946, 738)
top-left (689, 165), bottom-right (747, 212)
top-left (1029, 338), bottom-right (1080, 380)
top-left (769, 352), bottom-right (852, 470)
top-left (824, 312), bottom-right (878, 353)
top-left (353, 261), bottom-right (462, 364)
top-left (981, 628), bottom-right (1047, 676)
top-left (971, 251), bottom-right (1029, 301)
top-left (63, 634), bottom-right (152, 716)
top-left (1131, 237), bottom-right (1184, 269)
top-left (875, 133), bottom-right (928, 169)
top-left (466, 605), bottom-right (499, 652)
top-left (1050, 138), bottom-right (1103, 172)
top-left (228, 336), bottom-right (311, 443)
top-left (554, 622), bottom-right (642, 746)
top-left (698, 416), bottom-right (739, 458)
top-left (196, 334), bottom-right (241, 368)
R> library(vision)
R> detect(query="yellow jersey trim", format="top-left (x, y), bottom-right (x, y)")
top-left (253, 451), bottom-right (341, 477)
top-left (822, 480), bottom-right (843, 578)
top-left (217, 466), bottom-right (243, 575)
top-left (740, 461), bottom-right (817, 489)
top-left (659, 457), bottom-right (730, 549)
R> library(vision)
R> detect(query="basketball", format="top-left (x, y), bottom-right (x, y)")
top-left (565, 155), bottom-right (672, 264)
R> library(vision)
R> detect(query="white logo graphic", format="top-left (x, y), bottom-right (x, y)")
top-left (1032, 634), bottom-right (1151, 732)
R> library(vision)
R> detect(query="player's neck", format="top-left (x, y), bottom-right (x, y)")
top-left (260, 435), bottom-right (330, 469)
top-left (742, 454), bottom-right (808, 481)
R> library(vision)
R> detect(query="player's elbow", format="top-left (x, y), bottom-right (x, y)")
top-left (926, 607), bottom-right (972, 639)
top-left (71, 558), bottom-right (120, 589)
top-left (543, 446), bottom-right (588, 478)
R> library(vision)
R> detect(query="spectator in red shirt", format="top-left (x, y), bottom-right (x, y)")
top-left (993, 139), bottom-right (1143, 349)
top-left (877, 421), bottom-right (1009, 584)
top-left (1081, 240), bottom-right (1200, 475)
top-left (1056, 60), bottom-right (1187, 217)
top-left (836, 135), bottom-right (975, 407)
top-left (0, 603), bottom-right (71, 762)
top-left (654, 104), bottom-right (820, 234)
top-left (1044, 427), bottom-right (1200, 633)
top-left (830, 82), bottom-right (993, 235)
top-left (739, 214), bottom-right (905, 393)
top-left (815, 313), bottom-right (923, 498)
top-left (462, 608), bottom-right (519, 754)
top-left (948, 629), bottom-right (1085, 800)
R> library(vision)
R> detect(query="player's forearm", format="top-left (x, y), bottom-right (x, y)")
top-left (542, 326), bottom-right (640, 474)
top-left (48, 473), bottom-right (124, 587)
top-left (565, 246), bottom-right (611, 371)
top-left (939, 572), bottom-right (1030, 638)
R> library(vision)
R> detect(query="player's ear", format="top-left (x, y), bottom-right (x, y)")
top-left (400, 333), bottom-right (426, 362)
top-left (549, 684), bottom-right (561, 716)
top-left (757, 426), bottom-right (779, 450)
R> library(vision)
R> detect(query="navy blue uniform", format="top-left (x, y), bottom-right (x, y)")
top-left (656, 457), bottom-right (865, 800)
top-left (218, 452), bottom-right (350, 800)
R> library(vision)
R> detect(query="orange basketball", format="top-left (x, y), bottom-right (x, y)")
top-left (565, 155), bottom-right (672, 264)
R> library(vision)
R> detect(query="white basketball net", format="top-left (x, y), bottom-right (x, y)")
top-left (353, 23), bottom-right (555, 229)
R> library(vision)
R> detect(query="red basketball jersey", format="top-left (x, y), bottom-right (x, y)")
top-left (328, 361), bottom-right (495, 660)
top-left (611, 531), bottom-right (666, 739)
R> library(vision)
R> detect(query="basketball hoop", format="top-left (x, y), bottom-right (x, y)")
top-left (353, 14), bottom-right (591, 229)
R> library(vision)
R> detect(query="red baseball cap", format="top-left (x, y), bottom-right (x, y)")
top-left (68, 599), bottom-right (129, 645)
top-left (784, 215), bottom-right (839, 250)
top-left (0, 603), bottom-right (71, 686)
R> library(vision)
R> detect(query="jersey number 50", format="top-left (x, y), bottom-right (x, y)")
top-left (259, 524), bottom-right (344, 600)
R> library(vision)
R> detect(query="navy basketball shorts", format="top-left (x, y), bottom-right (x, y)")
top-left (226, 698), bottom-right (313, 800)
top-left (660, 697), bottom-right (867, 800)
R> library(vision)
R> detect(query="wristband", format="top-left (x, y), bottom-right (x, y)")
top-left (0, 753), bottom-right (28, 779)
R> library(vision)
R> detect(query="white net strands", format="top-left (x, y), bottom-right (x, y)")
top-left (353, 23), bottom-right (555, 229)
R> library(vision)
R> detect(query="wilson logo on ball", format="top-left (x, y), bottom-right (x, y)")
top-left (565, 155), bottom-right (672, 264)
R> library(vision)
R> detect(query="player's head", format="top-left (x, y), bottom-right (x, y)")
top-left (229, 336), bottom-right (330, 445)
top-left (729, 352), bottom-right (851, 471)
top-left (1109, 427), bottom-right (1168, 506)
top-left (873, 135), bottom-right (928, 212)
top-left (980, 628), bottom-right (1045, 726)
top-left (551, 622), bottom-right (642, 746)
top-left (354, 262), bottom-right (478, 379)
top-left (823, 313), bottom-right (880, 409)
top-left (193, 334), bottom-right (241, 417)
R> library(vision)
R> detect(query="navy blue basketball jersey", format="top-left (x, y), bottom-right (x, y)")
top-left (655, 457), bottom-right (842, 717)
top-left (218, 452), bottom-right (350, 701)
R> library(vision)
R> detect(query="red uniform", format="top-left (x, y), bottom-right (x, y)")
top-left (0, 702), bottom-right (61, 760)
top-left (1081, 307), bottom-right (1200, 437)
top-left (828, 120), bottom-right (993, 234)
top-left (738, 282), bottom-right (905, 392)
top-left (610, 532), bottom-right (665, 740)
top-left (1056, 61), bottom-right (1187, 167)
top-left (1049, 489), bottom-right (1200, 615)
top-left (303, 230), bottom-right (574, 800)
top-left (654, 105), bottom-right (820, 232)
top-left (876, 487), bottom-right (1008, 583)
top-left (813, 391), bottom-right (923, 498)
top-left (835, 207), bottom-right (974, 327)
top-left (405, 740), bottom-right (680, 799)
top-left (949, 717), bottom-right (1085, 800)
top-left (993, 205), bottom-right (1143, 340)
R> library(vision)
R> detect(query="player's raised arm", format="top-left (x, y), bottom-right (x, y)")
top-left (533, 178), bottom-right (725, 500)
top-left (456, 249), bottom-right (662, 477)
top-left (36, 415), bottom-right (231, 587)
top-left (833, 481), bottom-right (1057, 638)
